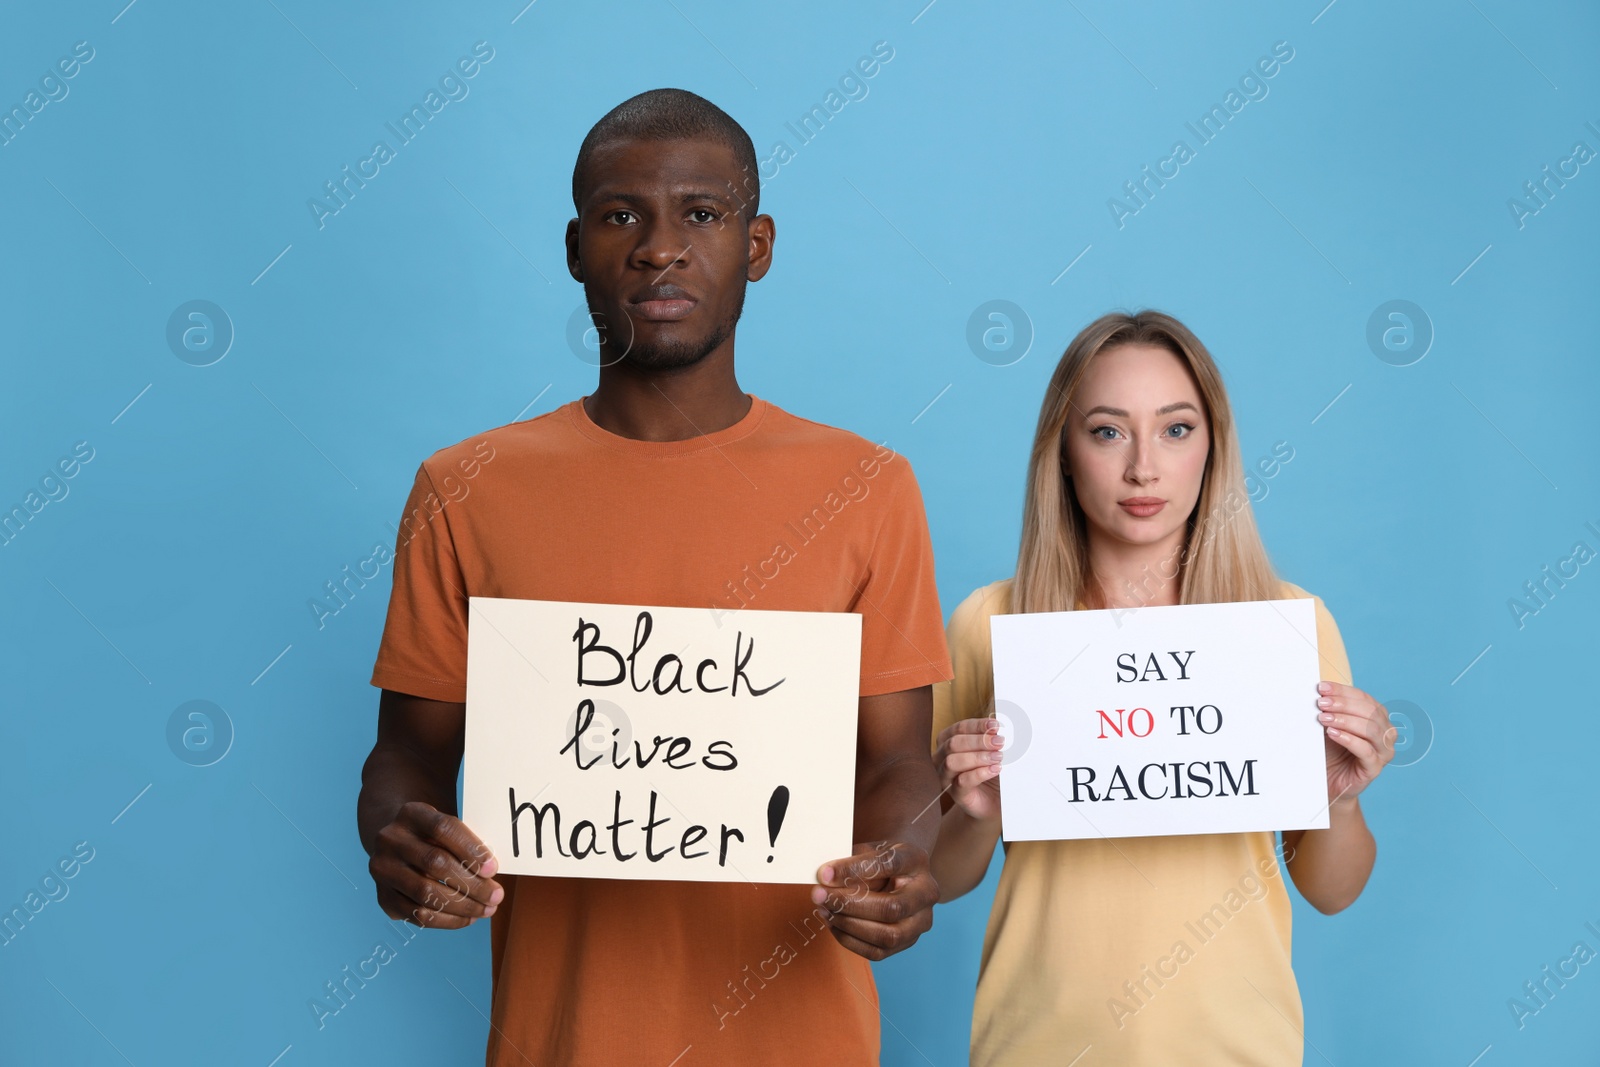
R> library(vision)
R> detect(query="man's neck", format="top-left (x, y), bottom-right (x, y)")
top-left (583, 355), bottom-right (749, 443)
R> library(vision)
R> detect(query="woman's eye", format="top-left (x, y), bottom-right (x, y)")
top-left (1092, 426), bottom-right (1120, 441)
top-left (1165, 423), bottom-right (1195, 438)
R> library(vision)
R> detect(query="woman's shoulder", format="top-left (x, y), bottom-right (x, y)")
top-left (1274, 579), bottom-right (1352, 682)
top-left (1274, 578), bottom-right (1331, 614)
top-left (946, 578), bottom-right (1014, 650)
top-left (952, 577), bottom-right (1014, 622)
top-left (1274, 577), bottom-right (1346, 639)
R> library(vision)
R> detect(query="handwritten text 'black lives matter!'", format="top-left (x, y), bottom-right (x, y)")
top-left (464, 599), bottom-right (860, 884)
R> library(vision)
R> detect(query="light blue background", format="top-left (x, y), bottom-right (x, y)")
top-left (2, 1), bottom-right (1597, 1064)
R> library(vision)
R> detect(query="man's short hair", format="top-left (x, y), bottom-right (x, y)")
top-left (572, 88), bottom-right (760, 218)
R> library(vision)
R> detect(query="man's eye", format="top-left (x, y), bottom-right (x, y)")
top-left (689, 209), bottom-right (718, 223)
top-left (606, 210), bottom-right (636, 224)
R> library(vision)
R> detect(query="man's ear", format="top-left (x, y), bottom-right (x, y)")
top-left (565, 217), bottom-right (583, 283)
top-left (746, 213), bottom-right (775, 283)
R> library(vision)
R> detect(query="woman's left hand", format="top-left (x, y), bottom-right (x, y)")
top-left (1317, 681), bottom-right (1395, 802)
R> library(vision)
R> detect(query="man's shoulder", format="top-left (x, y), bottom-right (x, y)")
top-left (760, 400), bottom-right (894, 453)
top-left (416, 404), bottom-right (574, 474)
top-left (757, 399), bottom-right (909, 483)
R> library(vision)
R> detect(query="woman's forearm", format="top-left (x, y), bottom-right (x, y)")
top-left (931, 804), bottom-right (1002, 902)
top-left (1284, 796), bottom-right (1376, 914)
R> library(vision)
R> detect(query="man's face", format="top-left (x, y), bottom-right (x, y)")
top-left (566, 137), bottom-right (773, 371)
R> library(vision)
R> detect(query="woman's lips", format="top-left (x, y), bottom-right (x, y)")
top-left (1118, 498), bottom-right (1166, 517)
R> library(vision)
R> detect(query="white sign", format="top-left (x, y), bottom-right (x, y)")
top-left (991, 598), bottom-right (1328, 842)
top-left (464, 597), bottom-right (861, 883)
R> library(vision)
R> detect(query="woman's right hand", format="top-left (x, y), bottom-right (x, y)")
top-left (934, 717), bottom-right (1005, 822)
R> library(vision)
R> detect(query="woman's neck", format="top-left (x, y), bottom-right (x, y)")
top-left (1085, 529), bottom-right (1187, 609)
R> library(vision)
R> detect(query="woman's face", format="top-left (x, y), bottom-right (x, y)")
top-left (1062, 343), bottom-right (1211, 553)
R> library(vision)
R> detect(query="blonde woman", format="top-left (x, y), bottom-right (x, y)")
top-left (931, 310), bottom-right (1394, 1065)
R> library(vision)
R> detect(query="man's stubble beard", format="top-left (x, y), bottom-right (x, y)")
top-left (589, 281), bottom-right (746, 372)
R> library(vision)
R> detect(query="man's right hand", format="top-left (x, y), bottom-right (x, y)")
top-left (368, 800), bottom-right (504, 929)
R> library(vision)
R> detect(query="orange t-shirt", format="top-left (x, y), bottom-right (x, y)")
top-left (370, 393), bottom-right (953, 1066)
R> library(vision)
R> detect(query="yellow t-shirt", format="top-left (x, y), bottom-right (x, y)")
top-left (931, 578), bottom-right (1353, 1067)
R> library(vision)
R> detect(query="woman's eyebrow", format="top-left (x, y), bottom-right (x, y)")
top-left (1081, 401), bottom-right (1200, 418)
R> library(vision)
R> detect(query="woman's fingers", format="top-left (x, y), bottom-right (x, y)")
top-left (1326, 721), bottom-right (1383, 778)
top-left (936, 720), bottom-right (1003, 777)
top-left (937, 718), bottom-right (1000, 749)
top-left (1317, 684), bottom-right (1393, 759)
top-left (956, 766), bottom-right (999, 790)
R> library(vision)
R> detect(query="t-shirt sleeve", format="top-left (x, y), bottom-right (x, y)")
top-left (370, 461), bottom-right (471, 703)
top-left (1280, 580), bottom-right (1353, 687)
top-left (930, 582), bottom-right (1003, 752)
top-left (855, 462), bottom-right (954, 697)
top-left (1311, 595), bottom-right (1353, 687)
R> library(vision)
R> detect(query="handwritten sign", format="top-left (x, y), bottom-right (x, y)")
top-left (463, 598), bottom-right (861, 883)
top-left (991, 598), bottom-right (1328, 841)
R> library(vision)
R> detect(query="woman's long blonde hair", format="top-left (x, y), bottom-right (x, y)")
top-left (1011, 309), bottom-right (1281, 614)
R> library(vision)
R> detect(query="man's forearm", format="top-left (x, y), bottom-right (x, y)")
top-left (854, 755), bottom-right (943, 855)
top-left (357, 744), bottom-right (457, 856)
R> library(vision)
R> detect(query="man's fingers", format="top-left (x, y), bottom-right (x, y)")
top-left (383, 861), bottom-right (495, 919)
top-left (818, 843), bottom-right (906, 888)
top-left (817, 885), bottom-right (930, 924)
top-left (388, 832), bottom-right (502, 908)
top-left (368, 841), bottom-right (498, 919)
top-left (376, 886), bottom-right (476, 930)
top-left (825, 913), bottom-right (925, 958)
top-left (827, 926), bottom-right (894, 962)
top-left (402, 802), bottom-right (499, 879)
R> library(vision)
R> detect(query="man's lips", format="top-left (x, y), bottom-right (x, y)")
top-left (1118, 497), bottom-right (1166, 517)
top-left (631, 299), bottom-right (696, 321)
top-left (628, 287), bottom-right (697, 322)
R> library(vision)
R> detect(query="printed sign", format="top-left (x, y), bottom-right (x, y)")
top-left (991, 598), bottom-right (1328, 841)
